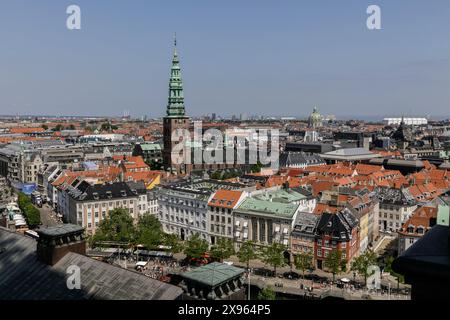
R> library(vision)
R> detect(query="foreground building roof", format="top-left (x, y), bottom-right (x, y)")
top-left (0, 227), bottom-right (182, 300)
top-left (181, 262), bottom-right (245, 287)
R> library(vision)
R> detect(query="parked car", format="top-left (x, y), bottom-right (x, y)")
top-left (283, 271), bottom-right (300, 280)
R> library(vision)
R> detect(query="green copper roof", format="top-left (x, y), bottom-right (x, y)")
top-left (166, 35), bottom-right (186, 117)
top-left (255, 189), bottom-right (307, 203)
top-left (140, 143), bottom-right (162, 151)
top-left (236, 197), bottom-right (299, 218)
top-left (181, 262), bottom-right (245, 287)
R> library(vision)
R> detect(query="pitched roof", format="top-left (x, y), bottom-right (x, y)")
top-left (354, 163), bottom-right (383, 175)
top-left (0, 228), bottom-right (182, 300)
top-left (315, 209), bottom-right (358, 241)
top-left (236, 197), bottom-right (299, 218)
top-left (181, 262), bottom-right (245, 287)
top-left (398, 206), bottom-right (438, 237)
top-left (208, 189), bottom-right (244, 209)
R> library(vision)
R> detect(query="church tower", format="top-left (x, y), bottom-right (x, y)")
top-left (163, 35), bottom-right (190, 173)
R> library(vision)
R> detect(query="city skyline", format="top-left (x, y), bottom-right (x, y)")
top-left (1, 1), bottom-right (450, 118)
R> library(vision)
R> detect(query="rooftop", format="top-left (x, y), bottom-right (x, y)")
top-left (36, 224), bottom-right (84, 237)
top-left (181, 262), bottom-right (245, 287)
top-left (393, 225), bottom-right (450, 283)
top-left (255, 188), bottom-right (307, 203)
top-left (236, 197), bottom-right (299, 218)
top-left (0, 227), bottom-right (182, 300)
top-left (208, 189), bottom-right (244, 209)
top-left (321, 148), bottom-right (381, 160)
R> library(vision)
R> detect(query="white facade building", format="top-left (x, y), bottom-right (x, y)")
top-left (383, 118), bottom-right (428, 126)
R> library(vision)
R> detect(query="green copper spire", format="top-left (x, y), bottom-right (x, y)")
top-left (166, 33), bottom-right (186, 117)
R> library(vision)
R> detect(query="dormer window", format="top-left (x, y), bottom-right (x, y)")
top-left (93, 193), bottom-right (99, 200)
top-left (121, 190), bottom-right (127, 197)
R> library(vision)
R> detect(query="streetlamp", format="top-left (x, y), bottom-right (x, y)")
top-left (388, 281), bottom-right (391, 300)
top-left (248, 268), bottom-right (251, 300)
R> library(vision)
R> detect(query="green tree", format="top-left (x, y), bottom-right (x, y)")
top-left (101, 122), bottom-right (118, 132)
top-left (52, 124), bottom-right (64, 132)
top-left (324, 249), bottom-right (346, 282)
top-left (210, 171), bottom-right (222, 180)
top-left (237, 241), bottom-right (259, 269)
top-left (24, 203), bottom-right (41, 228)
top-left (351, 250), bottom-right (377, 285)
top-left (384, 255), bottom-right (404, 289)
top-left (210, 237), bottom-right (235, 262)
top-left (183, 233), bottom-right (208, 261)
top-left (163, 233), bottom-right (184, 254)
top-left (101, 122), bottom-right (112, 132)
top-left (250, 161), bottom-right (263, 173)
top-left (17, 192), bottom-right (31, 211)
top-left (41, 124), bottom-right (48, 130)
top-left (258, 286), bottom-right (276, 300)
top-left (136, 214), bottom-right (163, 249)
top-left (92, 208), bottom-right (136, 245)
top-left (66, 124), bottom-right (76, 130)
top-left (261, 243), bottom-right (287, 276)
top-left (294, 252), bottom-right (314, 279)
top-left (147, 159), bottom-right (163, 170)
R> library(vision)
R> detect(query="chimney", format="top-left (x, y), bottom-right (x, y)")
top-left (36, 224), bottom-right (86, 266)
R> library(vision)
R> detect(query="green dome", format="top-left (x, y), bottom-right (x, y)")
top-left (308, 107), bottom-right (322, 127)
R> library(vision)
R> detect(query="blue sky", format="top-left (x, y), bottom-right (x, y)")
top-left (0, 0), bottom-right (450, 119)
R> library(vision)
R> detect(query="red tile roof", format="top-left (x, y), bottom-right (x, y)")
top-left (208, 190), bottom-right (244, 209)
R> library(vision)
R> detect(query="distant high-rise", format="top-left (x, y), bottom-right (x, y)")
top-left (163, 35), bottom-right (190, 173)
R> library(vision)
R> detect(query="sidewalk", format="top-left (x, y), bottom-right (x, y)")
top-left (226, 255), bottom-right (410, 290)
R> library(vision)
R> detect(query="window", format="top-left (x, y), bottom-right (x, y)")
top-left (259, 219), bottom-right (266, 242)
top-left (317, 249), bottom-right (322, 257)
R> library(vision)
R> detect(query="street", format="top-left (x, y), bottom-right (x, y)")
top-left (39, 203), bottom-right (62, 227)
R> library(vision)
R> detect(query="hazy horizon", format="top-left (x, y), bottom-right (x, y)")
top-left (1, 1), bottom-right (450, 119)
